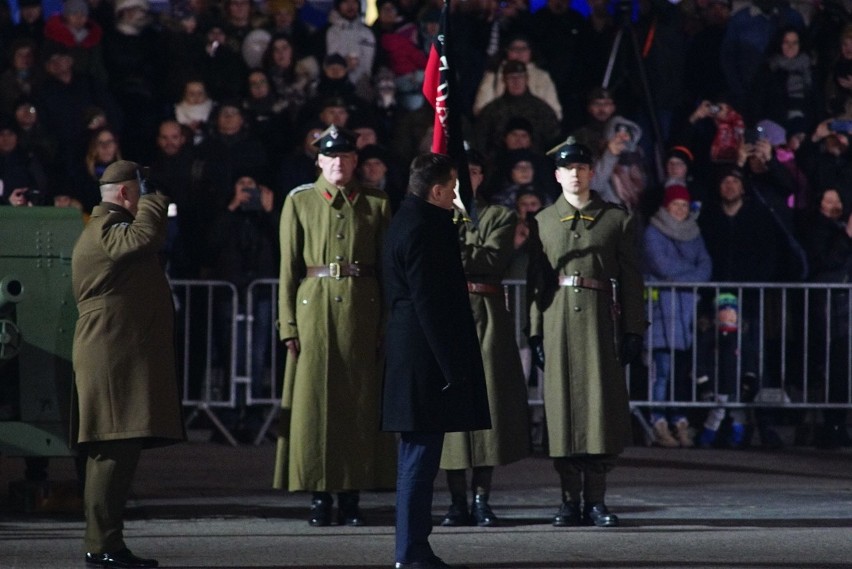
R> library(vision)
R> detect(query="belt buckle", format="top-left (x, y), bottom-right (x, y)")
top-left (569, 275), bottom-right (580, 287)
top-left (329, 262), bottom-right (341, 279)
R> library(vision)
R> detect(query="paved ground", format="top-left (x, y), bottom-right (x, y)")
top-left (1, 432), bottom-right (851, 569)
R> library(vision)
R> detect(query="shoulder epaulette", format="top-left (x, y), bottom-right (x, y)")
top-left (288, 183), bottom-right (314, 197)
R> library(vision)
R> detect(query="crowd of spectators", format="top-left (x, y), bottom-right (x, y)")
top-left (3, 0), bottom-right (852, 446)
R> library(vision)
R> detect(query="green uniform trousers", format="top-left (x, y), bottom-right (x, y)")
top-left (553, 454), bottom-right (618, 504)
top-left (83, 439), bottom-right (143, 553)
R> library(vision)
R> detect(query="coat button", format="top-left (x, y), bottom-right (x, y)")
top-left (573, 306), bottom-right (581, 312)
top-left (573, 233), bottom-right (580, 238)
top-left (334, 296), bottom-right (343, 302)
top-left (574, 288), bottom-right (581, 293)
top-left (335, 255), bottom-right (344, 261)
top-left (336, 233), bottom-right (344, 239)
top-left (336, 213), bottom-right (344, 219)
top-left (573, 270), bottom-right (580, 276)
top-left (301, 299), bottom-right (308, 305)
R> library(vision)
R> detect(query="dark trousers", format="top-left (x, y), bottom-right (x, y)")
top-left (395, 431), bottom-right (444, 564)
top-left (84, 439), bottom-right (144, 553)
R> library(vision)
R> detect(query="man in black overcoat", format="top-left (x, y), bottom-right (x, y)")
top-left (381, 153), bottom-right (491, 569)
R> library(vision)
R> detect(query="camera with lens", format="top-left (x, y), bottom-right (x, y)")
top-left (744, 125), bottom-right (765, 145)
top-left (23, 188), bottom-right (45, 206)
top-left (241, 186), bottom-right (262, 211)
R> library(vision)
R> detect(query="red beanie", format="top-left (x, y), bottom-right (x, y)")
top-left (662, 184), bottom-right (691, 208)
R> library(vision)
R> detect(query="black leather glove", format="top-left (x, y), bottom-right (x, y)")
top-left (528, 335), bottom-right (545, 371)
top-left (620, 333), bottom-right (643, 367)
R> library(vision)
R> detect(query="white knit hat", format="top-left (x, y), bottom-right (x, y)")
top-left (114, 0), bottom-right (149, 14)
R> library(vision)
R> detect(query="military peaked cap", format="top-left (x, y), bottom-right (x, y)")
top-left (546, 136), bottom-right (593, 167)
top-left (99, 160), bottom-right (148, 184)
top-left (313, 125), bottom-right (358, 155)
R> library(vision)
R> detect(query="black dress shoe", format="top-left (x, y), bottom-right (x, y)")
top-left (394, 555), bottom-right (470, 568)
top-left (470, 495), bottom-right (497, 527)
top-left (308, 492), bottom-right (333, 526)
top-left (337, 491), bottom-right (365, 526)
top-left (440, 501), bottom-right (471, 527)
top-left (85, 548), bottom-right (158, 568)
top-left (552, 501), bottom-right (581, 527)
top-left (583, 502), bottom-right (619, 527)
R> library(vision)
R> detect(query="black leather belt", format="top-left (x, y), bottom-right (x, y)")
top-left (305, 263), bottom-right (375, 279)
top-left (558, 275), bottom-right (611, 291)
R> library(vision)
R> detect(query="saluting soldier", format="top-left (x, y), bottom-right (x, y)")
top-left (273, 125), bottom-right (397, 526)
top-left (72, 161), bottom-right (185, 568)
top-left (526, 138), bottom-right (645, 528)
top-left (439, 152), bottom-right (531, 527)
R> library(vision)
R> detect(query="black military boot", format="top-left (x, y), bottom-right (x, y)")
top-left (470, 494), bottom-right (497, 527)
top-left (583, 502), bottom-right (619, 527)
top-left (308, 492), bottom-right (333, 527)
top-left (440, 496), bottom-right (471, 526)
top-left (552, 501), bottom-right (581, 527)
top-left (337, 491), bottom-right (364, 526)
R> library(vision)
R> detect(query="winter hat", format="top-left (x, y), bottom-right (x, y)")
top-left (358, 144), bottom-right (390, 165)
top-left (323, 53), bottom-right (347, 68)
top-left (666, 145), bottom-right (694, 167)
top-left (506, 148), bottom-right (535, 170)
top-left (242, 29), bottom-right (271, 69)
top-left (718, 165), bottom-right (743, 183)
top-left (756, 119), bottom-right (786, 146)
top-left (63, 0), bottom-right (89, 17)
top-left (784, 116), bottom-right (808, 137)
top-left (587, 85), bottom-right (613, 103)
top-left (114, 0), bottom-right (149, 14)
top-left (715, 293), bottom-right (739, 333)
top-left (662, 184), bottom-right (691, 208)
top-left (502, 116), bottom-right (533, 137)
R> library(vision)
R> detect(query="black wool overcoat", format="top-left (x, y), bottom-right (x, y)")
top-left (381, 195), bottom-right (492, 433)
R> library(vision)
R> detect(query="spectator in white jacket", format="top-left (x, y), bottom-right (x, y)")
top-left (325, 0), bottom-right (376, 100)
top-left (473, 35), bottom-right (562, 121)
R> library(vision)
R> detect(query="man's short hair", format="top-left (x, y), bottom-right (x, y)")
top-left (408, 153), bottom-right (455, 200)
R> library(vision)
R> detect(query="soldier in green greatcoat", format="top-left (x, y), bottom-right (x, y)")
top-left (527, 138), bottom-right (645, 528)
top-left (439, 152), bottom-right (530, 527)
top-left (273, 125), bottom-right (397, 526)
top-left (72, 161), bottom-right (185, 568)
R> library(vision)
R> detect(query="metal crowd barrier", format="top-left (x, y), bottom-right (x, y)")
top-left (172, 279), bottom-right (852, 446)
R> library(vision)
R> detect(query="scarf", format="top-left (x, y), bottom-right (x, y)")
top-left (174, 99), bottom-right (213, 126)
top-left (768, 53), bottom-right (812, 99)
top-left (650, 207), bottom-right (700, 242)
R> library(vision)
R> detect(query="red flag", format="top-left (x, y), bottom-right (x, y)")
top-left (422, 4), bottom-right (449, 154)
top-left (421, 2), bottom-right (474, 216)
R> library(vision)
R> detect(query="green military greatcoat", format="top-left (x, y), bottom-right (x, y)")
top-left (274, 176), bottom-right (397, 492)
top-left (71, 196), bottom-right (185, 447)
top-left (528, 192), bottom-right (645, 457)
top-left (440, 200), bottom-right (531, 469)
